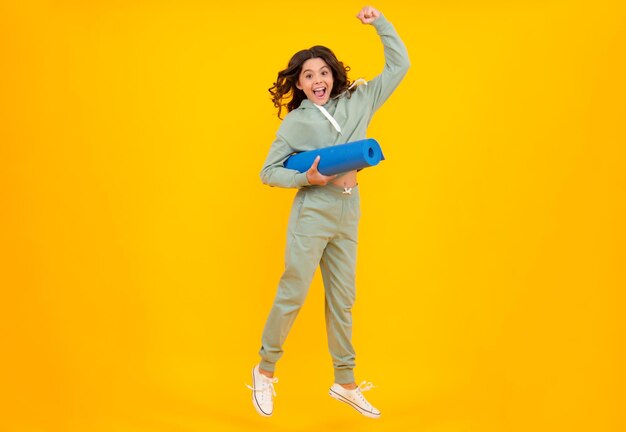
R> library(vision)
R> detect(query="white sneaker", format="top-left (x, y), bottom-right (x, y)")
top-left (329, 381), bottom-right (381, 418)
top-left (247, 365), bottom-right (278, 417)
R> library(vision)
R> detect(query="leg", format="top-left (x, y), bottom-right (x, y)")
top-left (320, 188), bottom-right (360, 384)
top-left (259, 234), bottom-right (326, 372)
top-left (321, 235), bottom-right (358, 384)
top-left (259, 190), bottom-right (332, 372)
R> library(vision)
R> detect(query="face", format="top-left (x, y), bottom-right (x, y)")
top-left (296, 57), bottom-right (334, 105)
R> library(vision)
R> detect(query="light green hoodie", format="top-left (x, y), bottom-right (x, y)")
top-left (260, 15), bottom-right (410, 189)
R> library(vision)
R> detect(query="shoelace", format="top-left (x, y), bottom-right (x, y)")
top-left (246, 376), bottom-right (279, 398)
top-left (357, 381), bottom-right (375, 392)
top-left (351, 381), bottom-right (376, 407)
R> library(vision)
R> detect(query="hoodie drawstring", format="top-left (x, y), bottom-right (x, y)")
top-left (314, 78), bottom-right (368, 134)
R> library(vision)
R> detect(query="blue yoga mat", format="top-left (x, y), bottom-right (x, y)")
top-left (283, 138), bottom-right (384, 176)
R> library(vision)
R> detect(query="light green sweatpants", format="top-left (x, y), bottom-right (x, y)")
top-left (259, 184), bottom-right (361, 384)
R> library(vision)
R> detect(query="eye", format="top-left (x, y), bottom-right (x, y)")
top-left (322, 70), bottom-right (328, 76)
top-left (305, 74), bottom-right (312, 79)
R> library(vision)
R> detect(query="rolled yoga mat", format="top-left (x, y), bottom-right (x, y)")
top-left (283, 138), bottom-right (384, 176)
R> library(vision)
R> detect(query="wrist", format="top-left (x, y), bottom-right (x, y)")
top-left (296, 172), bottom-right (311, 188)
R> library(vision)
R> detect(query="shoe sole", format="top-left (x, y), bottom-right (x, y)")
top-left (329, 387), bottom-right (381, 419)
top-left (251, 367), bottom-right (272, 417)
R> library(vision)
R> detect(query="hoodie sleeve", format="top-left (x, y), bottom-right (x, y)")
top-left (363, 15), bottom-right (411, 112)
top-left (259, 129), bottom-right (311, 189)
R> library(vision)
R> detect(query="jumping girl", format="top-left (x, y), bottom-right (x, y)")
top-left (249, 5), bottom-right (410, 419)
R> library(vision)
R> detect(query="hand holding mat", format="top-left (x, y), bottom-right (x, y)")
top-left (283, 138), bottom-right (384, 176)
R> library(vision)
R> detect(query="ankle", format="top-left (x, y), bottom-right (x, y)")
top-left (339, 382), bottom-right (357, 390)
top-left (259, 367), bottom-right (274, 379)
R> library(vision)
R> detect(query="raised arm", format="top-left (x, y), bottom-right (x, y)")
top-left (356, 6), bottom-right (410, 111)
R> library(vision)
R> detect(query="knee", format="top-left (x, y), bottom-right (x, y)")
top-left (275, 290), bottom-right (308, 312)
top-left (275, 277), bottom-right (310, 310)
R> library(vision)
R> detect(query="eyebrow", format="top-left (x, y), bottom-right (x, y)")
top-left (301, 66), bottom-right (331, 74)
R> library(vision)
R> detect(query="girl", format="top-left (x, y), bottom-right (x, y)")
top-left (249, 5), bottom-right (409, 418)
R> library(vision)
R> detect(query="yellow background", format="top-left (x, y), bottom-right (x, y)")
top-left (1, 1), bottom-right (625, 431)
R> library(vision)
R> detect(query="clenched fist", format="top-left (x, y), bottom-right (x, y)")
top-left (356, 6), bottom-right (381, 24)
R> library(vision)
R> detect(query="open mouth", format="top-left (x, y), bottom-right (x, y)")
top-left (313, 87), bottom-right (327, 98)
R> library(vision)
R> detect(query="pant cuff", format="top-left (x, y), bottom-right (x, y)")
top-left (259, 359), bottom-right (276, 373)
top-left (334, 368), bottom-right (355, 384)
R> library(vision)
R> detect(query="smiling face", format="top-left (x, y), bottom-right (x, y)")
top-left (296, 57), bottom-right (334, 106)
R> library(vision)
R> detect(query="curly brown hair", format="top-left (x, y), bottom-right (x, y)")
top-left (269, 46), bottom-right (353, 119)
